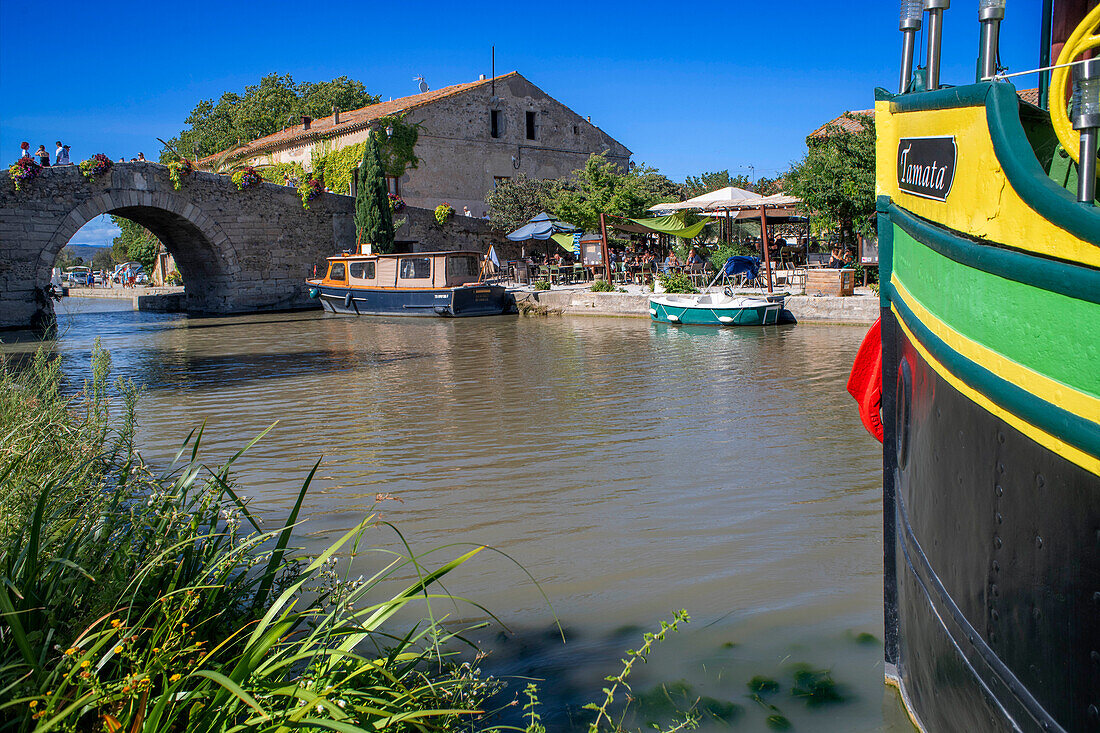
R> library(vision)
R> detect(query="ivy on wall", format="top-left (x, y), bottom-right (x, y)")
top-left (309, 114), bottom-right (420, 195)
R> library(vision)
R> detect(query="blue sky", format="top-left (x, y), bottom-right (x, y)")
top-left (1, 0), bottom-right (1045, 246)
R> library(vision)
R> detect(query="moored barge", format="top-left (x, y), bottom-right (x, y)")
top-left (850, 1), bottom-right (1100, 730)
top-left (307, 250), bottom-right (509, 317)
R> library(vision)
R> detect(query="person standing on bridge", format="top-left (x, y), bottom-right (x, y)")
top-left (55, 142), bottom-right (70, 166)
top-left (20, 142), bottom-right (30, 159)
top-left (35, 145), bottom-right (49, 166)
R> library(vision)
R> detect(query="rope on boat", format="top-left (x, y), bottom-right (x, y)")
top-left (987, 57), bottom-right (1092, 81)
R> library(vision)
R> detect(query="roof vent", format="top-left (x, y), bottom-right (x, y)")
top-left (302, 116), bottom-right (312, 130)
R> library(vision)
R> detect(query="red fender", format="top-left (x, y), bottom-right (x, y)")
top-left (847, 318), bottom-right (883, 442)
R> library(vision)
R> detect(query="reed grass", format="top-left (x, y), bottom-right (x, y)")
top-left (0, 343), bottom-right (498, 731)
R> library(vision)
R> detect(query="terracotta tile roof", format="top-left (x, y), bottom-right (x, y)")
top-left (807, 109), bottom-right (874, 140)
top-left (806, 88), bottom-right (1040, 141)
top-left (201, 72), bottom-right (520, 163)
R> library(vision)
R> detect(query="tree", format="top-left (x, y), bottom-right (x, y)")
top-left (109, 216), bottom-right (160, 269)
top-left (785, 112), bottom-right (876, 239)
top-left (552, 154), bottom-right (668, 232)
top-left (681, 170), bottom-right (753, 199)
top-left (55, 247), bottom-right (84, 271)
top-left (91, 249), bottom-right (114, 272)
top-left (354, 132), bottom-right (395, 254)
top-left (161, 74), bottom-right (379, 162)
top-left (484, 175), bottom-right (563, 232)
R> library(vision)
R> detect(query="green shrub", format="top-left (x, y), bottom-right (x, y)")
top-left (532, 279), bottom-right (551, 290)
top-left (590, 278), bottom-right (614, 292)
top-left (658, 271), bottom-right (698, 294)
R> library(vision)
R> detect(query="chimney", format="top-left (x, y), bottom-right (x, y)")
top-left (479, 74), bottom-right (486, 80)
top-left (333, 106), bottom-right (340, 125)
top-left (302, 116), bottom-right (312, 130)
top-left (587, 116), bottom-right (591, 122)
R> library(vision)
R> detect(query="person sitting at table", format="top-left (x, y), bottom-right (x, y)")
top-left (687, 247), bottom-right (705, 266)
top-left (828, 245), bottom-right (852, 268)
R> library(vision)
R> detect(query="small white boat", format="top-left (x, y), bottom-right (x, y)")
top-left (650, 292), bottom-right (789, 326)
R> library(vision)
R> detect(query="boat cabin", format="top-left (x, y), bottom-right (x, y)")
top-left (320, 251), bottom-right (484, 290)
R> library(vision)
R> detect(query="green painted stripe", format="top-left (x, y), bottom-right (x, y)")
top-left (985, 82), bottom-right (1100, 246)
top-left (890, 223), bottom-right (1100, 397)
top-left (877, 83), bottom-right (990, 111)
top-left (877, 196), bottom-right (894, 309)
top-left (889, 283), bottom-right (1100, 462)
top-left (887, 203), bottom-right (1100, 307)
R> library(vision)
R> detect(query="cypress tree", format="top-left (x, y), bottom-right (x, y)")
top-left (354, 131), bottom-right (395, 254)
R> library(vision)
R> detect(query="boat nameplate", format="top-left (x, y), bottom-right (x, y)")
top-left (897, 136), bottom-right (957, 202)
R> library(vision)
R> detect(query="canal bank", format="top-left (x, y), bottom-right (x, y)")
top-left (513, 288), bottom-right (880, 324)
top-left (66, 286), bottom-right (185, 312)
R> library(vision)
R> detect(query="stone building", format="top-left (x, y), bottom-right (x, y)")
top-left (213, 72), bottom-right (632, 218)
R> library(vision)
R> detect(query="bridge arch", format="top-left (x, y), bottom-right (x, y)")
top-left (1, 163), bottom-right (352, 330)
top-left (41, 190), bottom-right (239, 309)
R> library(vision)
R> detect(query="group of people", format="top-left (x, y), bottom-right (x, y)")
top-left (19, 142), bottom-right (151, 166)
top-left (21, 141), bottom-right (71, 166)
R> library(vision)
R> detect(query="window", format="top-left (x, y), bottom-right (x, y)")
top-left (385, 176), bottom-right (399, 196)
top-left (572, 124), bottom-right (579, 135)
top-left (490, 110), bottom-right (501, 138)
top-left (349, 261), bottom-right (376, 280)
top-left (525, 111), bottom-right (537, 140)
top-left (399, 257), bottom-right (430, 279)
top-left (494, 176), bottom-right (511, 188)
top-left (328, 262), bottom-right (346, 282)
top-left (447, 255), bottom-right (479, 281)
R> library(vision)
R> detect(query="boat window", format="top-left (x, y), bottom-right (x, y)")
top-left (447, 255), bottom-right (479, 281)
top-left (349, 260), bottom-right (376, 280)
top-left (328, 262), bottom-right (346, 282)
top-left (399, 257), bottom-right (431, 279)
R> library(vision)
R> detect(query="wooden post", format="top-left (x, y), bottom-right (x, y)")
top-left (600, 212), bottom-right (611, 282)
top-left (759, 206), bottom-right (773, 293)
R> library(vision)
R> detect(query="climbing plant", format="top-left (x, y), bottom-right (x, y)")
top-left (310, 114), bottom-right (420, 194)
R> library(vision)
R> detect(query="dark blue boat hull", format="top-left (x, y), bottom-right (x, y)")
top-left (314, 284), bottom-right (510, 317)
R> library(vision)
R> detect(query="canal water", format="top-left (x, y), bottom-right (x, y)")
top-left (10, 298), bottom-right (912, 731)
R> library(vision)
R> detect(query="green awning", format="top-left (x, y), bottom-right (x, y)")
top-left (551, 232), bottom-right (575, 251)
top-left (621, 214), bottom-right (711, 239)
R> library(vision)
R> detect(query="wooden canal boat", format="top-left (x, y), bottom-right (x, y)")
top-left (849, 1), bottom-right (1100, 730)
top-left (307, 250), bottom-right (510, 317)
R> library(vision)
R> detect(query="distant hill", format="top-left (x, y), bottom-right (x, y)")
top-left (60, 244), bottom-right (108, 263)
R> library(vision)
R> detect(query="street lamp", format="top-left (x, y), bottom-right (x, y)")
top-left (899, 0), bottom-right (923, 93)
top-left (385, 124), bottom-right (394, 138)
top-left (1073, 58), bottom-right (1100, 204)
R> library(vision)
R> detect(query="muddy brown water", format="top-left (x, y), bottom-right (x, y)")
top-left (6, 297), bottom-right (912, 731)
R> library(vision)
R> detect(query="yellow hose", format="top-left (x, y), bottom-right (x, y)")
top-left (1050, 3), bottom-right (1100, 163)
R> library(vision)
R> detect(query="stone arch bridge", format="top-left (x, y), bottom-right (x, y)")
top-left (0, 163), bottom-right (357, 330)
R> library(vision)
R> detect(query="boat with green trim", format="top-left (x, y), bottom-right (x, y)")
top-left (649, 293), bottom-right (787, 326)
top-left (852, 1), bottom-right (1100, 730)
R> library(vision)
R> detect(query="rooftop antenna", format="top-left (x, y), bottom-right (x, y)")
top-left (414, 75), bottom-right (429, 93)
top-left (492, 46), bottom-right (496, 97)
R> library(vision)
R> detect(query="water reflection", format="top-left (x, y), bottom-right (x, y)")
top-left (6, 298), bottom-right (907, 731)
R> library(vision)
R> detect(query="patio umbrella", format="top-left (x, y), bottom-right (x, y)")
top-left (505, 211), bottom-right (578, 241)
top-left (506, 211), bottom-right (578, 261)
